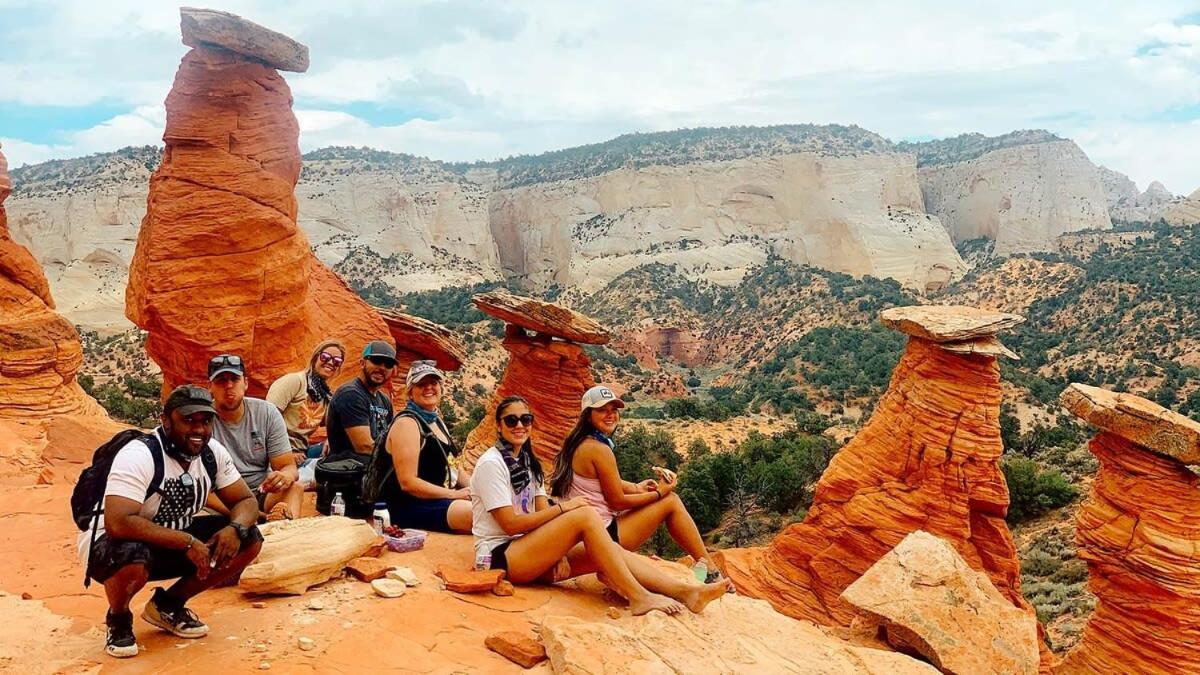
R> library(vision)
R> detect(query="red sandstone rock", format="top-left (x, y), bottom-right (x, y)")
top-left (461, 324), bottom-right (598, 473)
top-left (721, 306), bottom-right (1050, 669)
top-left (1061, 383), bottom-right (1200, 465)
top-left (377, 307), bottom-right (467, 373)
top-left (0, 143), bottom-right (103, 420)
top-left (345, 557), bottom-right (389, 582)
top-left (436, 565), bottom-right (504, 593)
top-left (1057, 387), bottom-right (1200, 675)
top-left (492, 580), bottom-right (515, 597)
top-left (474, 290), bottom-right (610, 344)
top-left (485, 631), bottom-right (546, 668)
top-left (126, 22), bottom-right (397, 397)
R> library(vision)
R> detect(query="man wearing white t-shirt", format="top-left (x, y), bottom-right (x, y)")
top-left (81, 385), bottom-right (263, 659)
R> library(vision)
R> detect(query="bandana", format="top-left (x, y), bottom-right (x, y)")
top-left (496, 439), bottom-right (532, 496)
top-left (306, 371), bottom-right (333, 404)
top-left (591, 430), bottom-right (615, 449)
top-left (405, 399), bottom-right (441, 426)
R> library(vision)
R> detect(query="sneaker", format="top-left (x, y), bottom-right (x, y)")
top-left (141, 588), bottom-right (208, 638)
top-left (105, 610), bottom-right (138, 658)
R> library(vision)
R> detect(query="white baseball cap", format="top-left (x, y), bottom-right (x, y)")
top-left (581, 385), bottom-right (625, 412)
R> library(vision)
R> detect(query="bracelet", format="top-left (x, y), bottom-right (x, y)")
top-left (181, 534), bottom-right (194, 550)
top-left (558, 503), bottom-right (565, 514)
top-left (653, 488), bottom-right (662, 500)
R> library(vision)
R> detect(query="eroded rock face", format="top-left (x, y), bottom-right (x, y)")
top-left (0, 144), bottom-right (101, 419)
top-left (126, 25), bottom-right (393, 396)
top-left (920, 140), bottom-right (1111, 255)
top-left (842, 530), bottom-right (1040, 675)
top-left (1058, 387), bottom-right (1200, 674)
top-left (721, 306), bottom-right (1044, 666)
top-left (239, 517), bottom-right (381, 595)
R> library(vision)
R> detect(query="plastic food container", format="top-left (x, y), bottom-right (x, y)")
top-left (384, 529), bottom-right (427, 553)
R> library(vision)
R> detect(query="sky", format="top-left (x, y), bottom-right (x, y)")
top-left (1, 1), bottom-right (1198, 193)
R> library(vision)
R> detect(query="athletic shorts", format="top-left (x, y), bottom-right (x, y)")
top-left (86, 515), bottom-right (263, 584)
top-left (388, 498), bottom-right (456, 533)
top-left (606, 518), bottom-right (620, 543)
top-left (489, 540), bottom-right (512, 571)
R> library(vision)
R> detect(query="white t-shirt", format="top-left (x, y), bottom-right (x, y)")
top-left (76, 428), bottom-right (242, 565)
top-left (470, 446), bottom-right (546, 558)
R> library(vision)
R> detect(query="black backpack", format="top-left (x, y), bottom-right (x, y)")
top-left (72, 429), bottom-right (216, 586)
top-left (360, 411), bottom-right (454, 507)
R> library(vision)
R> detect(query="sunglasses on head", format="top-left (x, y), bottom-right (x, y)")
top-left (209, 354), bottom-right (242, 368)
top-left (367, 356), bottom-right (397, 368)
top-left (502, 413), bottom-right (535, 428)
top-left (318, 352), bottom-right (344, 367)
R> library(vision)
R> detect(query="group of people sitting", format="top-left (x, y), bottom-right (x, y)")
top-left (80, 337), bottom-right (730, 659)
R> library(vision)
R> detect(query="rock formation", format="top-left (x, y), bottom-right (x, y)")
top-left (239, 516), bottom-right (381, 595)
top-left (1164, 187), bottom-right (1200, 226)
top-left (0, 142), bottom-right (102, 420)
top-left (492, 151), bottom-right (965, 294)
top-left (919, 139), bottom-right (1112, 255)
top-left (125, 10), bottom-right (396, 396)
top-left (461, 290), bottom-right (608, 472)
top-left (377, 308), bottom-right (467, 390)
top-left (721, 305), bottom-right (1048, 665)
top-left (1056, 384), bottom-right (1200, 674)
top-left (842, 530), bottom-right (1040, 675)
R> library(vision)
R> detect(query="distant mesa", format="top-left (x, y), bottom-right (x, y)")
top-left (461, 292), bottom-right (608, 472)
top-left (1057, 385), bottom-right (1200, 673)
top-left (180, 7), bottom-right (309, 72)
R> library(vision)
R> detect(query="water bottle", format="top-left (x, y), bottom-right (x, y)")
top-left (474, 551), bottom-right (492, 571)
top-left (692, 559), bottom-right (708, 583)
top-left (331, 492), bottom-right (345, 517)
top-left (372, 503), bottom-right (390, 535)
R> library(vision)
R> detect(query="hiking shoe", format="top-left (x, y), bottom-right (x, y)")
top-left (105, 610), bottom-right (138, 658)
top-left (141, 588), bottom-right (208, 638)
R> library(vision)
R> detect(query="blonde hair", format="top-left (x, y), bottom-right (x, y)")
top-left (306, 338), bottom-right (347, 374)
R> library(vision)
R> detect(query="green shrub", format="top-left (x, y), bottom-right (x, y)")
top-left (1002, 457), bottom-right (1078, 524)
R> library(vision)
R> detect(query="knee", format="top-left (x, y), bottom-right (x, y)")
top-left (572, 506), bottom-right (603, 529)
top-left (108, 562), bottom-right (150, 591)
top-left (234, 539), bottom-right (264, 568)
top-left (665, 492), bottom-right (684, 509)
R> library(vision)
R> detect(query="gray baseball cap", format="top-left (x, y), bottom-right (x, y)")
top-left (164, 385), bottom-right (218, 417)
top-left (406, 359), bottom-right (443, 388)
top-left (581, 385), bottom-right (625, 412)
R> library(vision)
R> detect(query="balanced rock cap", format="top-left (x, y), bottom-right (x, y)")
top-left (880, 305), bottom-right (1025, 342)
top-left (1060, 383), bottom-right (1200, 465)
top-left (473, 289), bottom-right (610, 345)
top-left (180, 7), bottom-right (310, 72)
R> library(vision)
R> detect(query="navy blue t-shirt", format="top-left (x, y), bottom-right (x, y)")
top-left (325, 378), bottom-right (393, 457)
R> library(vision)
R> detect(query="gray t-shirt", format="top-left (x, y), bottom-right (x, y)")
top-left (211, 397), bottom-right (292, 490)
top-left (470, 446), bottom-right (546, 558)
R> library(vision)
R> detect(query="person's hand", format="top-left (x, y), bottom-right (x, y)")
top-left (550, 556), bottom-right (571, 582)
top-left (451, 487), bottom-right (471, 500)
top-left (184, 537), bottom-right (211, 580)
top-left (260, 470), bottom-right (293, 494)
top-left (653, 467), bottom-right (678, 495)
top-left (637, 478), bottom-right (658, 493)
top-left (207, 526), bottom-right (241, 569)
top-left (560, 496), bottom-right (589, 512)
top-left (319, 441), bottom-right (329, 459)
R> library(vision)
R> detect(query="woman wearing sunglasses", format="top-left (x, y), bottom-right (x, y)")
top-left (471, 396), bottom-right (729, 616)
top-left (550, 386), bottom-right (722, 583)
top-left (366, 360), bottom-right (472, 533)
top-left (266, 339), bottom-right (346, 462)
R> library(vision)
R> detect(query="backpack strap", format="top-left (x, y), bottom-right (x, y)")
top-left (143, 432), bottom-right (165, 500)
top-left (200, 445), bottom-right (218, 485)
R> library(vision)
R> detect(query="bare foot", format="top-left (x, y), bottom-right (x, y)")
top-left (683, 581), bottom-right (729, 613)
top-left (630, 593), bottom-right (683, 616)
top-left (266, 503), bottom-right (291, 522)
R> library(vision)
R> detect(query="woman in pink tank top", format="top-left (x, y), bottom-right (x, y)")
top-left (550, 386), bottom-right (724, 583)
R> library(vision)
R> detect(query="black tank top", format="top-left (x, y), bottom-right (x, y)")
top-left (382, 412), bottom-right (459, 506)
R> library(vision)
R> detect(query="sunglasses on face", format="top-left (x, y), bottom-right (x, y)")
top-left (318, 352), bottom-right (344, 367)
top-left (367, 356), bottom-right (397, 368)
top-left (209, 354), bottom-right (242, 368)
top-left (502, 413), bottom-right (535, 428)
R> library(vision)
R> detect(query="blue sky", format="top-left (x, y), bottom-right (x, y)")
top-left (1, 0), bottom-right (1198, 193)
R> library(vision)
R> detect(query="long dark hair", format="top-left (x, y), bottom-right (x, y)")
top-left (495, 396), bottom-right (544, 486)
top-left (549, 409), bottom-right (600, 498)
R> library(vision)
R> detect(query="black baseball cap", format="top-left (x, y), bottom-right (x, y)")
top-left (362, 340), bottom-right (397, 361)
top-left (164, 385), bottom-right (218, 417)
top-left (207, 353), bottom-right (244, 380)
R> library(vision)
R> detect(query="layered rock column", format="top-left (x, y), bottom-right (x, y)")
top-left (461, 290), bottom-right (608, 472)
top-left (1056, 384), bottom-right (1200, 675)
top-left (722, 306), bottom-right (1035, 630)
top-left (126, 9), bottom-right (393, 396)
top-left (0, 142), bottom-right (101, 418)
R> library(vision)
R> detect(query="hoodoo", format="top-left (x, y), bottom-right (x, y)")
top-left (721, 305), bottom-right (1046, 661)
top-left (1056, 384), bottom-right (1200, 675)
top-left (0, 142), bottom-right (102, 419)
top-left (460, 290), bottom-right (609, 472)
top-left (125, 8), bottom-right (394, 396)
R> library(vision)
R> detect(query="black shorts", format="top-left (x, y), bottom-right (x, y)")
top-left (389, 498), bottom-right (457, 533)
top-left (606, 518), bottom-right (620, 543)
top-left (86, 515), bottom-right (263, 584)
top-left (489, 541), bottom-right (512, 571)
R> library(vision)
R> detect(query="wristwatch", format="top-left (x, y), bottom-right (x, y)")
top-left (229, 523), bottom-right (251, 542)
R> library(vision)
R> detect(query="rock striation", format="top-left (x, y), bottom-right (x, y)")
top-left (125, 11), bottom-right (396, 396)
top-left (377, 307), bottom-right (467, 376)
top-left (919, 139), bottom-right (1112, 255)
top-left (1057, 385), bottom-right (1200, 675)
top-left (461, 292), bottom-right (607, 472)
top-left (240, 517), bottom-right (381, 595)
top-left (721, 305), bottom-right (1047, 666)
top-left (842, 530), bottom-right (1040, 675)
top-left (0, 143), bottom-right (102, 419)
